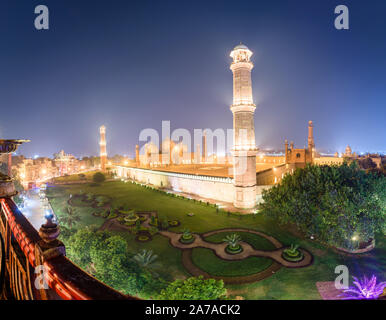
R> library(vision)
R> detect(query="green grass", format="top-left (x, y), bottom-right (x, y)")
top-left (49, 193), bottom-right (106, 230)
top-left (191, 248), bottom-right (273, 277)
top-left (46, 179), bottom-right (386, 300)
top-left (204, 231), bottom-right (277, 251)
top-left (52, 170), bottom-right (99, 183)
top-left (116, 232), bottom-right (189, 282)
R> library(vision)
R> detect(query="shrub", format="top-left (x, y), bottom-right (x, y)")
top-left (179, 229), bottom-right (194, 244)
top-left (282, 244), bottom-right (304, 262)
top-left (149, 226), bottom-right (159, 235)
top-left (161, 220), bottom-right (169, 230)
top-left (107, 212), bottom-right (118, 219)
top-left (223, 234), bottom-right (243, 254)
top-left (93, 172), bottom-right (106, 183)
top-left (149, 217), bottom-right (158, 227)
top-left (158, 276), bottom-right (226, 300)
top-left (86, 193), bottom-right (94, 201)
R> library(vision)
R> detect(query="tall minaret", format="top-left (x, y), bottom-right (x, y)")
top-left (230, 43), bottom-right (257, 209)
top-left (202, 131), bottom-right (207, 163)
top-left (99, 125), bottom-right (107, 172)
top-left (307, 121), bottom-right (315, 160)
top-left (135, 144), bottom-right (140, 167)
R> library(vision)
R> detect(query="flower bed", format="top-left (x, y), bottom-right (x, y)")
top-left (179, 234), bottom-right (195, 244)
top-left (168, 220), bottom-right (180, 227)
top-left (135, 234), bottom-right (152, 242)
top-left (225, 245), bottom-right (243, 255)
top-left (281, 246), bottom-right (304, 262)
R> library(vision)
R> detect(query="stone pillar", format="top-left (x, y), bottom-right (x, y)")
top-left (35, 213), bottom-right (65, 299)
top-left (7, 154), bottom-right (12, 177)
top-left (230, 44), bottom-right (257, 209)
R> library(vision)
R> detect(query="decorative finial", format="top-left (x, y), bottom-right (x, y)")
top-left (39, 212), bottom-right (60, 243)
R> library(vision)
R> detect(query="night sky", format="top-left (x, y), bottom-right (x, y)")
top-left (1, 0), bottom-right (385, 158)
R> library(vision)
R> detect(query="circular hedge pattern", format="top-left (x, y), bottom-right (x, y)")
top-left (135, 234), bottom-right (152, 242)
top-left (204, 231), bottom-right (277, 251)
top-left (168, 220), bottom-right (180, 227)
top-left (179, 235), bottom-right (195, 244)
top-left (225, 245), bottom-right (243, 255)
top-left (281, 250), bottom-right (304, 262)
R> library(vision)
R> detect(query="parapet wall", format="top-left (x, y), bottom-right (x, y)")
top-left (115, 166), bottom-right (234, 203)
top-left (114, 166), bottom-right (271, 204)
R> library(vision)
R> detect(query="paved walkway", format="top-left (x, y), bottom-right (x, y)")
top-left (141, 213), bottom-right (313, 268)
top-left (159, 228), bottom-right (312, 268)
top-left (100, 211), bottom-right (313, 283)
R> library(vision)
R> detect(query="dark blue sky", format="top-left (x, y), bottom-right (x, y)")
top-left (1, 0), bottom-right (385, 158)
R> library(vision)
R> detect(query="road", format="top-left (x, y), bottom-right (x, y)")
top-left (19, 189), bottom-right (50, 231)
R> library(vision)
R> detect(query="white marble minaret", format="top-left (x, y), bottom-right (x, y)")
top-left (230, 44), bottom-right (257, 209)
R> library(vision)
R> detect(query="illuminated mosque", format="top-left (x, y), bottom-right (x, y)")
top-left (113, 44), bottom-right (345, 211)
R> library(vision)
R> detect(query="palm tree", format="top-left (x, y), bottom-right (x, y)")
top-left (133, 249), bottom-right (158, 268)
top-left (132, 249), bottom-right (160, 276)
top-left (60, 206), bottom-right (81, 230)
top-left (223, 233), bottom-right (242, 249)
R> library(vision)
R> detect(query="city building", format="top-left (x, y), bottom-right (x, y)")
top-left (11, 150), bottom-right (90, 189)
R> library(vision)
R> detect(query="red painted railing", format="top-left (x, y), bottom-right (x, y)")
top-left (0, 198), bottom-right (135, 300)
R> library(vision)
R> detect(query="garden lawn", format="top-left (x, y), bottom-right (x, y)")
top-left (191, 248), bottom-right (273, 277)
top-left (204, 231), bottom-right (277, 251)
top-left (47, 180), bottom-right (386, 300)
top-left (52, 170), bottom-right (99, 183)
top-left (48, 186), bottom-right (105, 229)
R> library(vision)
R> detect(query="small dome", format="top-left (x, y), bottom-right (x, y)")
top-left (233, 43), bottom-right (249, 51)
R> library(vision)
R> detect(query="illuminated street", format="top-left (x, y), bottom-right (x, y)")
top-left (20, 188), bottom-right (51, 231)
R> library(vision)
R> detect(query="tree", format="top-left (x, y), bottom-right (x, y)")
top-left (158, 276), bottom-right (226, 300)
top-left (66, 227), bottom-right (161, 297)
top-left (260, 163), bottom-right (386, 250)
top-left (60, 206), bottom-right (81, 230)
top-left (93, 172), bottom-right (106, 183)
